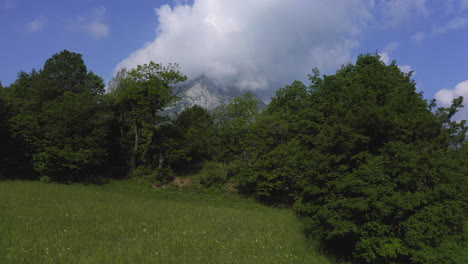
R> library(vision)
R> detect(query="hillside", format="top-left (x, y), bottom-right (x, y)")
top-left (0, 180), bottom-right (335, 264)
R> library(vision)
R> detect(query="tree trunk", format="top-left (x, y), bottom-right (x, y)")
top-left (158, 150), bottom-right (164, 170)
top-left (129, 124), bottom-right (140, 171)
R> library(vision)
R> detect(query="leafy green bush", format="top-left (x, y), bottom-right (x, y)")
top-left (198, 161), bottom-right (226, 188)
top-left (133, 166), bottom-right (175, 184)
top-left (152, 167), bottom-right (175, 184)
top-left (39, 175), bottom-right (53, 184)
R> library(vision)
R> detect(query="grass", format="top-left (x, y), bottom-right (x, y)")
top-left (0, 180), bottom-right (335, 264)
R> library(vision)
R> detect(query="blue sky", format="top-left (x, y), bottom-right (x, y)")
top-left (1, 0), bottom-right (468, 118)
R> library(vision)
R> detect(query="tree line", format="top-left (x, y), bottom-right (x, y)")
top-left (0, 50), bottom-right (466, 263)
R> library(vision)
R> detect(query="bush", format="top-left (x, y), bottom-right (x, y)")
top-left (198, 161), bottom-right (226, 188)
top-left (152, 167), bottom-right (175, 185)
top-left (132, 166), bottom-right (175, 185)
top-left (39, 175), bottom-right (53, 184)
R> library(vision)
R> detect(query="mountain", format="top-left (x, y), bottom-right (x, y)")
top-left (161, 75), bottom-right (266, 116)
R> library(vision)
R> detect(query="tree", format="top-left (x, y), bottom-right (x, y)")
top-left (213, 92), bottom-right (261, 178)
top-left (289, 54), bottom-right (466, 263)
top-left (235, 81), bottom-right (315, 203)
top-left (173, 105), bottom-right (214, 163)
top-left (41, 50), bottom-right (105, 95)
top-left (0, 84), bottom-right (19, 177)
top-left (7, 50), bottom-right (112, 182)
top-left (110, 62), bottom-right (187, 171)
top-left (235, 54), bottom-right (466, 263)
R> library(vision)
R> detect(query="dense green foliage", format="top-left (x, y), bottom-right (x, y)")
top-left (234, 55), bottom-right (467, 263)
top-left (2, 51), bottom-right (111, 182)
top-left (1, 51), bottom-right (466, 263)
top-left (0, 180), bottom-right (334, 264)
top-left (109, 63), bottom-right (186, 173)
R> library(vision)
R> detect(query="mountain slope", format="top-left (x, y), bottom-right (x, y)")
top-left (162, 75), bottom-right (266, 116)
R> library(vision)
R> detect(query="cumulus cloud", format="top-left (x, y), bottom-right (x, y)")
top-left (411, 32), bottom-right (425, 43)
top-left (433, 16), bottom-right (468, 35)
top-left (26, 16), bottom-right (47, 32)
top-left (115, 0), bottom-right (374, 92)
top-left (87, 21), bottom-right (109, 39)
top-left (172, 0), bottom-right (189, 5)
top-left (379, 0), bottom-right (429, 27)
top-left (378, 42), bottom-right (399, 65)
top-left (435, 80), bottom-right (468, 120)
top-left (398, 65), bottom-right (414, 75)
top-left (67, 7), bottom-right (109, 40)
top-left (378, 42), bottom-right (415, 76)
top-left (379, 52), bottom-right (391, 65)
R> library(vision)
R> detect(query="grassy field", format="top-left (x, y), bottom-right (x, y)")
top-left (0, 180), bottom-right (335, 264)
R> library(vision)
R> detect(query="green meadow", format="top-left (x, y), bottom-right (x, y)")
top-left (0, 180), bottom-right (335, 264)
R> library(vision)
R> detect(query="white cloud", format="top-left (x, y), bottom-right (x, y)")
top-left (26, 16), bottom-right (47, 32)
top-left (378, 43), bottom-right (415, 75)
top-left (172, 0), bottom-right (189, 5)
top-left (435, 80), bottom-right (468, 120)
top-left (385, 42), bottom-right (400, 53)
top-left (379, 52), bottom-right (391, 65)
top-left (68, 7), bottom-right (109, 40)
top-left (411, 32), bottom-right (425, 43)
top-left (378, 42), bottom-right (399, 65)
top-left (398, 65), bottom-right (414, 75)
top-left (115, 0), bottom-right (373, 92)
top-left (87, 21), bottom-right (109, 39)
top-left (433, 16), bottom-right (468, 35)
top-left (380, 0), bottom-right (429, 27)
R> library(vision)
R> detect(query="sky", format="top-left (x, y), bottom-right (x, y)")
top-left (1, 0), bottom-right (468, 119)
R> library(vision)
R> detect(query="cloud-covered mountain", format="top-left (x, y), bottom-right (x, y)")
top-left (115, 0), bottom-right (374, 93)
top-left (162, 75), bottom-right (266, 116)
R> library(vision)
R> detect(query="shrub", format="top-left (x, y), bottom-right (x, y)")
top-left (132, 166), bottom-right (175, 185)
top-left (198, 161), bottom-right (226, 188)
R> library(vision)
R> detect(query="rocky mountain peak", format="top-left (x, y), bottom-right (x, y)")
top-left (162, 75), bottom-right (265, 116)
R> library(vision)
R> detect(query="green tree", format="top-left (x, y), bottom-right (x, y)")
top-left (290, 54), bottom-right (466, 263)
top-left (236, 81), bottom-right (316, 203)
top-left (173, 105), bottom-right (214, 163)
top-left (110, 62), bottom-right (187, 171)
top-left (134, 105), bottom-right (215, 183)
top-left (235, 54), bottom-right (466, 263)
top-left (0, 84), bottom-right (18, 177)
top-left (7, 50), bottom-right (112, 182)
top-left (213, 92), bottom-right (261, 178)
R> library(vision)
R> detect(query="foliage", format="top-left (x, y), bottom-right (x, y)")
top-left (231, 54), bottom-right (467, 263)
top-left (0, 87), bottom-right (13, 177)
top-left (235, 81), bottom-right (316, 203)
top-left (212, 92), bottom-right (262, 180)
top-left (197, 161), bottom-right (227, 188)
top-left (5, 50), bottom-right (112, 182)
top-left (173, 105), bottom-right (214, 163)
top-left (110, 62), bottom-right (187, 171)
top-left (132, 165), bottom-right (175, 184)
top-left (290, 55), bottom-right (466, 263)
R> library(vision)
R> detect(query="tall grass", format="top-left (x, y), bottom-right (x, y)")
top-left (0, 180), bottom-right (334, 263)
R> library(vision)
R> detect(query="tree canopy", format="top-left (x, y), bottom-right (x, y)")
top-left (235, 54), bottom-right (467, 263)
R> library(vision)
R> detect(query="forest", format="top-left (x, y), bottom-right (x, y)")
top-left (0, 50), bottom-right (467, 264)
